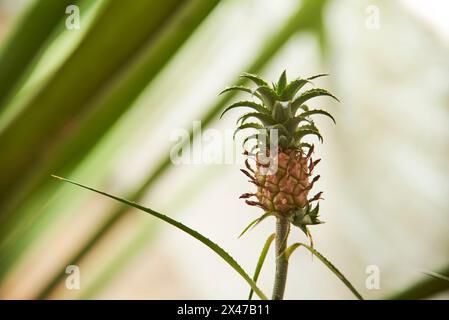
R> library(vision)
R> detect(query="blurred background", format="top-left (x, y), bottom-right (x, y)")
top-left (0, 0), bottom-right (448, 299)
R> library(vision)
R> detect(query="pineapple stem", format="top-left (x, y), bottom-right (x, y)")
top-left (272, 217), bottom-right (290, 300)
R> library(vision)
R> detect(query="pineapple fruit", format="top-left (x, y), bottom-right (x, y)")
top-left (221, 71), bottom-right (337, 237)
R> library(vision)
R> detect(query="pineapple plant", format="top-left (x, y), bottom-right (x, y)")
top-left (220, 70), bottom-right (338, 299)
top-left (54, 70), bottom-right (362, 300)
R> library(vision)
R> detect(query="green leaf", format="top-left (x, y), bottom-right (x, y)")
top-left (279, 78), bottom-right (310, 101)
top-left (248, 233), bottom-right (275, 300)
top-left (299, 104), bottom-right (310, 112)
top-left (238, 212), bottom-right (272, 238)
top-left (283, 115), bottom-right (310, 133)
top-left (285, 242), bottom-right (364, 300)
top-left (299, 109), bottom-right (336, 124)
top-left (309, 202), bottom-right (320, 219)
top-left (255, 85), bottom-right (279, 108)
top-left (388, 264), bottom-right (449, 299)
top-left (233, 123), bottom-right (264, 139)
top-left (301, 122), bottom-right (319, 132)
top-left (237, 112), bottom-right (275, 127)
top-left (51, 175), bottom-right (268, 300)
top-left (240, 72), bottom-right (268, 86)
top-left (291, 102), bottom-right (310, 117)
top-left (267, 123), bottom-right (291, 139)
top-left (276, 70), bottom-right (287, 94)
top-left (0, 0), bottom-right (193, 238)
top-left (292, 88), bottom-right (339, 108)
top-left (295, 127), bottom-right (323, 143)
top-left (221, 101), bottom-right (268, 119)
top-left (219, 85), bottom-right (263, 100)
top-left (0, 0), bottom-right (79, 110)
top-left (307, 74), bottom-right (329, 81)
top-left (271, 101), bottom-right (287, 123)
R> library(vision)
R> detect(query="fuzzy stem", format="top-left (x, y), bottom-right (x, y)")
top-left (272, 216), bottom-right (289, 300)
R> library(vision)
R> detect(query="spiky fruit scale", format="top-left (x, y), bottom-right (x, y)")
top-left (255, 149), bottom-right (311, 214)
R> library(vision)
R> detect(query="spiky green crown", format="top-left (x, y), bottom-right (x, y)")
top-left (220, 71), bottom-right (338, 152)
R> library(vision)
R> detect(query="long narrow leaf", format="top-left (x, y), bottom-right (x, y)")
top-left (219, 86), bottom-right (262, 101)
top-left (295, 128), bottom-right (323, 143)
top-left (307, 74), bottom-right (329, 81)
top-left (0, 0), bottom-right (220, 276)
top-left (291, 102), bottom-right (309, 116)
top-left (255, 86), bottom-right (279, 108)
top-left (238, 213), bottom-right (272, 238)
top-left (233, 123), bottom-right (264, 139)
top-left (292, 88), bottom-right (339, 108)
top-left (237, 112), bottom-right (274, 127)
top-left (276, 70), bottom-right (287, 94)
top-left (77, 165), bottom-right (224, 299)
top-left (221, 101), bottom-right (268, 119)
top-left (0, 0), bottom-right (78, 109)
top-left (240, 73), bottom-right (268, 86)
top-left (280, 79), bottom-right (310, 101)
top-left (284, 115), bottom-right (310, 133)
top-left (0, 0), bottom-right (186, 215)
top-left (388, 264), bottom-right (449, 299)
top-left (299, 109), bottom-right (336, 124)
top-left (248, 233), bottom-right (275, 300)
top-left (286, 242), bottom-right (364, 300)
top-left (52, 175), bottom-right (268, 300)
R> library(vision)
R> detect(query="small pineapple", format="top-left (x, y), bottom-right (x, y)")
top-left (221, 71), bottom-right (337, 237)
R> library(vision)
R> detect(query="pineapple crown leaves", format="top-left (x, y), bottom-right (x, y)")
top-left (221, 71), bottom-right (338, 151)
top-left (289, 203), bottom-right (323, 228)
top-left (287, 202), bottom-right (323, 243)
